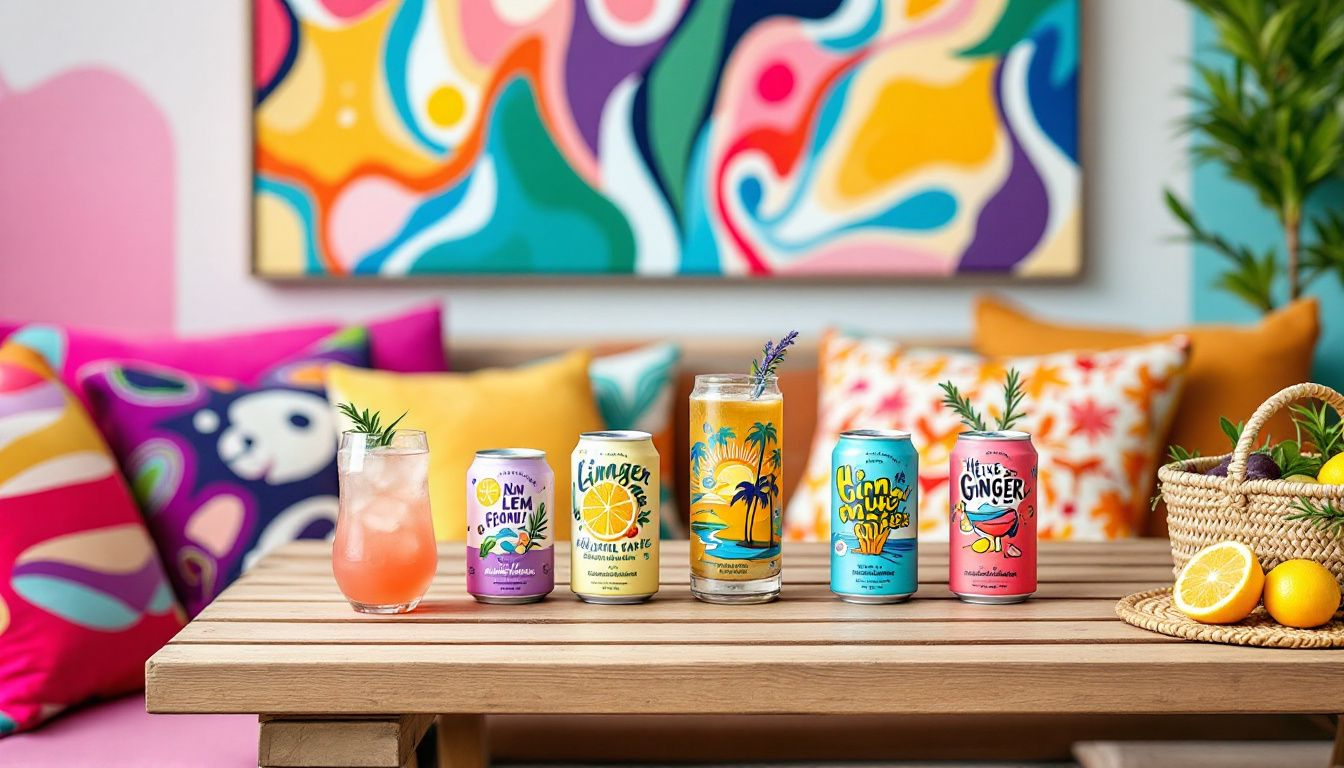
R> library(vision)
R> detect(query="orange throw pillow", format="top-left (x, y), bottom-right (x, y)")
top-left (973, 297), bottom-right (1319, 461)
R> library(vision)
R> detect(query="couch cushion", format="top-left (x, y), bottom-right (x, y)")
top-left (589, 343), bottom-right (682, 537)
top-left (0, 693), bottom-right (256, 767)
top-left (82, 329), bottom-right (369, 616)
top-left (0, 344), bottom-right (183, 736)
top-left (327, 350), bottom-right (605, 541)
top-left (973, 296), bottom-right (1320, 535)
top-left (786, 332), bottom-right (1191, 541)
top-left (8, 303), bottom-right (446, 402)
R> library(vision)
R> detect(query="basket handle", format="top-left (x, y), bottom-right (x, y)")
top-left (1229, 382), bottom-right (1344, 482)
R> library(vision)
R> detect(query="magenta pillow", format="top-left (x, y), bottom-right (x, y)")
top-left (6, 303), bottom-right (446, 396)
top-left (83, 329), bottom-right (370, 616)
top-left (0, 344), bottom-right (184, 737)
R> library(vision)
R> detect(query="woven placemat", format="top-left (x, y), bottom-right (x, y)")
top-left (1116, 588), bottom-right (1344, 649)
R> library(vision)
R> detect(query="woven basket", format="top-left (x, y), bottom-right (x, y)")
top-left (1158, 382), bottom-right (1344, 585)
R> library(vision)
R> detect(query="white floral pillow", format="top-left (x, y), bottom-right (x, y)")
top-left (785, 332), bottom-right (1190, 542)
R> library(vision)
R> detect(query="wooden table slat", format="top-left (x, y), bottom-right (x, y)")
top-left (146, 540), bottom-right (1344, 725)
top-left (194, 596), bottom-right (1132, 623)
top-left (214, 581), bottom-right (1168, 603)
top-left (146, 641), bottom-right (1344, 716)
top-left (171, 618), bottom-right (1176, 646)
top-left (240, 564), bottom-right (1176, 583)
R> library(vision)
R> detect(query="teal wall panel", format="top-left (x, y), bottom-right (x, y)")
top-left (1190, 13), bottom-right (1344, 389)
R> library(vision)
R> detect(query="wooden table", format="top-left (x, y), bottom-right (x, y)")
top-left (145, 540), bottom-right (1344, 768)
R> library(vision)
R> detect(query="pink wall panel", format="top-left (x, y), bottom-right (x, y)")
top-left (0, 68), bottom-right (174, 334)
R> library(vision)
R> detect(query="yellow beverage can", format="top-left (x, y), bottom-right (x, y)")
top-left (570, 431), bottom-right (660, 603)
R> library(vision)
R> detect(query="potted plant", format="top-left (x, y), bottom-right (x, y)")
top-left (1165, 0), bottom-right (1344, 312)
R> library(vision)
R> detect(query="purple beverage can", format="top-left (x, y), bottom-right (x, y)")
top-left (466, 449), bottom-right (555, 604)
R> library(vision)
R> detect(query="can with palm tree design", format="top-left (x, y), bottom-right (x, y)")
top-left (689, 374), bottom-right (783, 604)
top-left (571, 431), bottom-right (660, 604)
top-left (831, 430), bottom-right (918, 603)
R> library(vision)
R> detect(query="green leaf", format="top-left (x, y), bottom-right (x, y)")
top-left (479, 536), bottom-right (498, 558)
top-left (997, 368), bottom-right (1028, 431)
top-left (1289, 400), bottom-right (1344, 459)
top-left (1220, 417), bottom-right (1246, 447)
top-left (1168, 444), bottom-right (1201, 463)
top-left (938, 380), bottom-right (988, 432)
top-left (1287, 497), bottom-right (1344, 536)
top-left (1164, 190), bottom-right (1198, 230)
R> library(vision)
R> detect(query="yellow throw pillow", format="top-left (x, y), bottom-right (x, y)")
top-left (973, 296), bottom-right (1320, 462)
top-left (327, 351), bottom-right (604, 541)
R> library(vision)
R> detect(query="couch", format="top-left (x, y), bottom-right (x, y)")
top-left (1, 335), bottom-right (1320, 766)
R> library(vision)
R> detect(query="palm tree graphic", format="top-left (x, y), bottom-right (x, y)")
top-left (689, 441), bottom-right (708, 477)
top-left (740, 421), bottom-right (778, 548)
top-left (711, 425), bottom-right (736, 449)
top-left (732, 479), bottom-right (768, 545)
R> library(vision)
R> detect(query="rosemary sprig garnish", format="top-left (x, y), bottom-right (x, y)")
top-left (938, 368), bottom-right (1028, 432)
top-left (1289, 401), bottom-right (1343, 460)
top-left (749, 331), bottom-right (798, 399)
top-left (1287, 497), bottom-right (1344, 536)
top-left (938, 382), bottom-right (988, 432)
top-left (337, 402), bottom-right (406, 448)
top-left (998, 368), bottom-right (1027, 431)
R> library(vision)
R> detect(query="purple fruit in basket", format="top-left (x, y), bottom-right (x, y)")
top-left (1204, 457), bottom-right (1231, 477)
top-left (1245, 453), bottom-right (1282, 480)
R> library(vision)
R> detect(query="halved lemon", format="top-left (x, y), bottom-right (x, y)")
top-left (580, 480), bottom-right (636, 541)
top-left (1174, 541), bottom-right (1265, 624)
top-left (475, 478), bottom-right (501, 507)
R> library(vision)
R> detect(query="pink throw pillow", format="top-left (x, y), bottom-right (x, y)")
top-left (4, 303), bottom-right (446, 395)
top-left (0, 344), bottom-right (184, 736)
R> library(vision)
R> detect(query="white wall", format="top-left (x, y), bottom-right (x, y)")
top-left (0, 0), bottom-right (1191, 342)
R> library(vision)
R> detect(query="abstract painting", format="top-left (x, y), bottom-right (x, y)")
top-left (253, 0), bottom-right (1079, 278)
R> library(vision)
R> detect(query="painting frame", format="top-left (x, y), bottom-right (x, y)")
top-left (251, 0), bottom-right (1082, 281)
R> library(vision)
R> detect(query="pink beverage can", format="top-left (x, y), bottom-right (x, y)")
top-left (466, 449), bottom-right (555, 604)
top-left (949, 431), bottom-right (1037, 604)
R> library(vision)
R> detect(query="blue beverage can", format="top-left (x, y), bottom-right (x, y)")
top-left (831, 429), bottom-right (918, 603)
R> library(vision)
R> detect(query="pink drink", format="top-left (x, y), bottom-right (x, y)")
top-left (333, 432), bottom-right (438, 613)
top-left (949, 431), bottom-right (1037, 603)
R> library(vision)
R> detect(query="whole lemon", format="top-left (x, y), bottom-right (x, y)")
top-left (1263, 560), bottom-right (1342, 628)
top-left (1283, 474), bottom-right (1319, 484)
top-left (1317, 454), bottom-right (1344, 485)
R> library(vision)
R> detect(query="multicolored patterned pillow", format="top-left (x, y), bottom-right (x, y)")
top-left (8, 303), bottom-right (445, 403)
top-left (590, 343), bottom-right (683, 537)
top-left (82, 329), bottom-right (370, 616)
top-left (0, 343), bottom-right (183, 736)
top-left (785, 332), bottom-right (1190, 542)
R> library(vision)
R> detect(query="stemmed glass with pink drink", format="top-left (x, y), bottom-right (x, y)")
top-left (333, 405), bottom-right (437, 614)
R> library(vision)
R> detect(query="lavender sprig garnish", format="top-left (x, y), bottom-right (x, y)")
top-left (749, 331), bottom-right (799, 399)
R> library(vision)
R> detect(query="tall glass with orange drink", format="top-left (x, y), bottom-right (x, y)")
top-left (333, 429), bottom-right (437, 613)
top-left (689, 374), bottom-right (783, 603)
